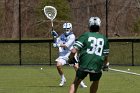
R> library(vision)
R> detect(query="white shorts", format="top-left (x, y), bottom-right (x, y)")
top-left (55, 58), bottom-right (67, 65)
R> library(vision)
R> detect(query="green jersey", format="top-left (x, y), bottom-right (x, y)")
top-left (74, 32), bottom-right (109, 73)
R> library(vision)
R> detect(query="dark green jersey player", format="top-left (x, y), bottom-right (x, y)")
top-left (69, 17), bottom-right (109, 93)
top-left (74, 32), bottom-right (109, 73)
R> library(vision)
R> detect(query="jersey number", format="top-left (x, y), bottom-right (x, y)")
top-left (86, 37), bottom-right (104, 56)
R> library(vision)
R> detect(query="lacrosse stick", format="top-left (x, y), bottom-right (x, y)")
top-left (109, 68), bottom-right (140, 76)
top-left (105, 62), bottom-right (140, 76)
top-left (43, 6), bottom-right (58, 42)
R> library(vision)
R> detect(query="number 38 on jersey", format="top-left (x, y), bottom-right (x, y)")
top-left (86, 37), bottom-right (104, 56)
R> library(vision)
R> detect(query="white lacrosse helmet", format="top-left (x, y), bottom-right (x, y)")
top-left (89, 17), bottom-right (101, 27)
top-left (63, 22), bottom-right (72, 29)
top-left (63, 22), bottom-right (72, 35)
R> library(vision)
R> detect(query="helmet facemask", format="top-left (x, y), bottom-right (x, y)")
top-left (89, 25), bottom-right (100, 32)
top-left (64, 28), bottom-right (71, 34)
top-left (63, 23), bottom-right (72, 36)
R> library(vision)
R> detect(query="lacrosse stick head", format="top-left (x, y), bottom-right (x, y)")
top-left (43, 6), bottom-right (57, 21)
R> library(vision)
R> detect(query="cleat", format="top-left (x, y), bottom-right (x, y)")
top-left (80, 81), bottom-right (87, 88)
top-left (59, 78), bottom-right (66, 87)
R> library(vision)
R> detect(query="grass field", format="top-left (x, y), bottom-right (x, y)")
top-left (0, 65), bottom-right (140, 93)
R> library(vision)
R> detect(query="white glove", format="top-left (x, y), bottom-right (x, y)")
top-left (53, 43), bottom-right (60, 47)
top-left (53, 43), bottom-right (57, 47)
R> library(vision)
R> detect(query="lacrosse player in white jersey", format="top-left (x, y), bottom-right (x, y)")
top-left (52, 22), bottom-right (87, 87)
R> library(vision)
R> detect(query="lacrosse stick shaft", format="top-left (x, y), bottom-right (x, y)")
top-left (51, 20), bottom-right (54, 30)
top-left (109, 68), bottom-right (140, 76)
top-left (51, 20), bottom-right (57, 43)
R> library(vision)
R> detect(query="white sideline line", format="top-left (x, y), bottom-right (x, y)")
top-left (109, 68), bottom-right (140, 76)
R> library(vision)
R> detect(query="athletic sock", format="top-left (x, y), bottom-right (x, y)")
top-left (61, 74), bottom-right (65, 80)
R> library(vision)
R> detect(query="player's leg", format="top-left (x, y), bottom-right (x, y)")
top-left (90, 81), bottom-right (99, 93)
top-left (69, 77), bottom-right (82, 93)
top-left (56, 62), bottom-right (65, 79)
top-left (56, 58), bottom-right (66, 86)
top-left (73, 63), bottom-right (87, 88)
top-left (69, 69), bottom-right (88, 93)
top-left (89, 72), bottom-right (102, 93)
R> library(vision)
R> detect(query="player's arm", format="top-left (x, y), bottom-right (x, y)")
top-left (68, 33), bottom-right (85, 64)
top-left (102, 56), bottom-right (109, 71)
top-left (51, 30), bottom-right (58, 38)
top-left (52, 36), bottom-right (61, 47)
top-left (68, 48), bottom-right (78, 64)
top-left (55, 43), bottom-right (67, 48)
top-left (102, 37), bottom-right (110, 71)
top-left (104, 56), bottom-right (108, 65)
top-left (52, 31), bottom-right (66, 48)
top-left (60, 34), bottom-right (75, 48)
top-left (58, 43), bottom-right (67, 48)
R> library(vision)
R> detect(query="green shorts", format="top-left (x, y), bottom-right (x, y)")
top-left (76, 68), bottom-right (102, 81)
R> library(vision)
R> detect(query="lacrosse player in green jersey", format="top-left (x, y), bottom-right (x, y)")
top-left (69, 17), bottom-right (109, 93)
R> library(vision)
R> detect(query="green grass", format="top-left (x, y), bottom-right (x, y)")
top-left (0, 65), bottom-right (140, 93)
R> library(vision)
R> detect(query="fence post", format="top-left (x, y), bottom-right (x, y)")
top-left (49, 42), bottom-right (52, 65)
top-left (132, 41), bottom-right (134, 66)
top-left (19, 0), bottom-right (22, 65)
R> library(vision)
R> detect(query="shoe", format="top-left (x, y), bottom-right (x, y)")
top-left (80, 81), bottom-right (87, 88)
top-left (59, 78), bottom-right (66, 87)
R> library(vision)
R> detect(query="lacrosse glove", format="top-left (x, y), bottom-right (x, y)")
top-left (51, 30), bottom-right (58, 38)
top-left (102, 65), bottom-right (109, 71)
top-left (53, 43), bottom-right (60, 48)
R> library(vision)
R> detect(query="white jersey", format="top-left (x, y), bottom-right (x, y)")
top-left (56, 32), bottom-right (75, 60)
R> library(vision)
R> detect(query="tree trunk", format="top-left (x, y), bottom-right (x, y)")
top-left (12, 0), bottom-right (19, 38)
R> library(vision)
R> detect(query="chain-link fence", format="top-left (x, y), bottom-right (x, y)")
top-left (109, 39), bottom-right (140, 66)
top-left (0, 39), bottom-right (140, 65)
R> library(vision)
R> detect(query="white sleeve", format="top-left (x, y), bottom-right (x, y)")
top-left (65, 34), bottom-right (75, 49)
top-left (56, 36), bottom-right (61, 43)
